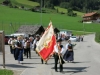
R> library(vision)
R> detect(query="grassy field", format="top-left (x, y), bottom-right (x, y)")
top-left (54, 6), bottom-right (84, 16)
top-left (0, 0), bottom-right (4, 3)
top-left (14, 0), bottom-right (39, 7)
top-left (0, 5), bottom-right (100, 34)
top-left (0, 69), bottom-right (13, 75)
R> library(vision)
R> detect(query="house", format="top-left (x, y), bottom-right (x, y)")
top-left (82, 12), bottom-right (100, 23)
top-left (16, 25), bottom-right (45, 36)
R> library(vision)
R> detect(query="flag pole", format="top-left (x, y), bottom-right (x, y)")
top-left (59, 55), bottom-right (62, 64)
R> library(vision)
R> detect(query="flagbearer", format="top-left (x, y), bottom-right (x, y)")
top-left (54, 39), bottom-right (65, 72)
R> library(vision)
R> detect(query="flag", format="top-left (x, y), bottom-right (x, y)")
top-left (36, 21), bottom-right (56, 61)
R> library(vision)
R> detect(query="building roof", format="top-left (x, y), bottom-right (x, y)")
top-left (44, 27), bottom-right (60, 34)
top-left (16, 25), bottom-right (45, 35)
top-left (54, 28), bottom-right (60, 33)
top-left (83, 12), bottom-right (97, 17)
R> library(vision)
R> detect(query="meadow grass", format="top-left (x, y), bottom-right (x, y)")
top-left (0, 0), bottom-right (3, 3)
top-left (0, 69), bottom-right (13, 75)
top-left (14, 0), bottom-right (39, 7)
top-left (54, 6), bottom-right (84, 16)
top-left (0, 5), bottom-right (100, 34)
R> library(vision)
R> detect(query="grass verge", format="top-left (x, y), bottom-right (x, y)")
top-left (0, 69), bottom-right (13, 75)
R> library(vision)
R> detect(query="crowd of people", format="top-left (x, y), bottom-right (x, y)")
top-left (8, 35), bottom-right (39, 64)
top-left (7, 33), bottom-right (83, 72)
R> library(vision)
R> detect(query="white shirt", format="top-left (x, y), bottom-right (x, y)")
top-left (8, 38), bottom-right (12, 45)
top-left (66, 43), bottom-right (69, 50)
top-left (54, 45), bottom-right (64, 54)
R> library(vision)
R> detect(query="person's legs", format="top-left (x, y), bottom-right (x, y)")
top-left (26, 49), bottom-right (28, 58)
top-left (41, 58), bottom-right (43, 64)
top-left (60, 64), bottom-right (63, 72)
top-left (54, 54), bottom-right (59, 72)
top-left (29, 48), bottom-right (31, 59)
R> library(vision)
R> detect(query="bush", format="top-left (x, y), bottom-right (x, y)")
top-left (61, 12), bottom-right (65, 14)
top-left (9, 3), bottom-right (13, 8)
top-left (14, 5), bottom-right (18, 8)
top-left (2, 0), bottom-right (10, 6)
top-left (67, 8), bottom-right (77, 17)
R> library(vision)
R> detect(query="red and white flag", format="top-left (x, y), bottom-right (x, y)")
top-left (36, 21), bottom-right (56, 61)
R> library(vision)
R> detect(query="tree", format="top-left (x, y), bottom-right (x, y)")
top-left (67, 8), bottom-right (77, 17)
top-left (60, 2), bottom-right (69, 9)
top-left (2, 0), bottom-right (11, 6)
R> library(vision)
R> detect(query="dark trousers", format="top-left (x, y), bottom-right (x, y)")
top-left (26, 48), bottom-right (31, 58)
top-left (54, 53), bottom-right (63, 72)
top-left (24, 48), bottom-right (27, 55)
top-left (41, 58), bottom-right (47, 64)
top-left (41, 58), bottom-right (43, 64)
top-left (10, 46), bottom-right (13, 54)
top-left (12, 48), bottom-right (16, 59)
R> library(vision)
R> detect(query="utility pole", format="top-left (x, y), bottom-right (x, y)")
top-left (83, 22), bottom-right (85, 34)
top-left (40, 0), bottom-right (42, 25)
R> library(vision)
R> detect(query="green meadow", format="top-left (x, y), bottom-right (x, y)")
top-left (15, 0), bottom-right (39, 7)
top-left (0, 5), bottom-right (100, 34)
top-left (10, 0), bottom-right (39, 8)
top-left (54, 6), bottom-right (84, 16)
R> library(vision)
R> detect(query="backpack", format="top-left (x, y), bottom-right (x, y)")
top-left (26, 41), bottom-right (30, 48)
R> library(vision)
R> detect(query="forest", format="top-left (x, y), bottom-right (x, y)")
top-left (30, 0), bottom-right (100, 12)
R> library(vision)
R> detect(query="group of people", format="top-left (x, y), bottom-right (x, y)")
top-left (8, 35), bottom-right (40, 64)
top-left (8, 34), bottom-right (75, 72)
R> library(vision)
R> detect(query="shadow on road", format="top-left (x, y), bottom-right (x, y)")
top-left (22, 62), bottom-right (44, 64)
top-left (51, 66), bottom-right (89, 74)
top-left (4, 64), bottom-right (34, 68)
top-left (72, 61), bottom-right (90, 64)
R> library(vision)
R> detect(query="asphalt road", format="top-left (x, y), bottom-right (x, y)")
top-left (0, 34), bottom-right (100, 75)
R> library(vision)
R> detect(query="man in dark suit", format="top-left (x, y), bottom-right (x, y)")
top-left (54, 39), bottom-right (65, 72)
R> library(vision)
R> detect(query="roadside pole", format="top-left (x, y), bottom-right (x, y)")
top-left (0, 31), bottom-right (5, 68)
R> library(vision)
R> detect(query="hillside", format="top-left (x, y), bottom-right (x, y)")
top-left (0, 0), bottom-right (100, 35)
top-left (10, 0), bottom-right (39, 8)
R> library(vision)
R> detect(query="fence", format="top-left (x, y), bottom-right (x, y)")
top-left (0, 21), bottom-right (36, 35)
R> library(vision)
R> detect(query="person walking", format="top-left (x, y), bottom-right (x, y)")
top-left (54, 39), bottom-right (65, 72)
top-left (8, 37), bottom-right (14, 54)
top-left (11, 37), bottom-right (17, 59)
top-left (15, 35), bottom-right (24, 64)
top-left (63, 40), bottom-right (74, 62)
top-left (24, 38), bottom-right (31, 59)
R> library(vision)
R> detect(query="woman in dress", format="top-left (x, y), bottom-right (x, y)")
top-left (15, 35), bottom-right (24, 64)
top-left (63, 40), bottom-right (74, 62)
